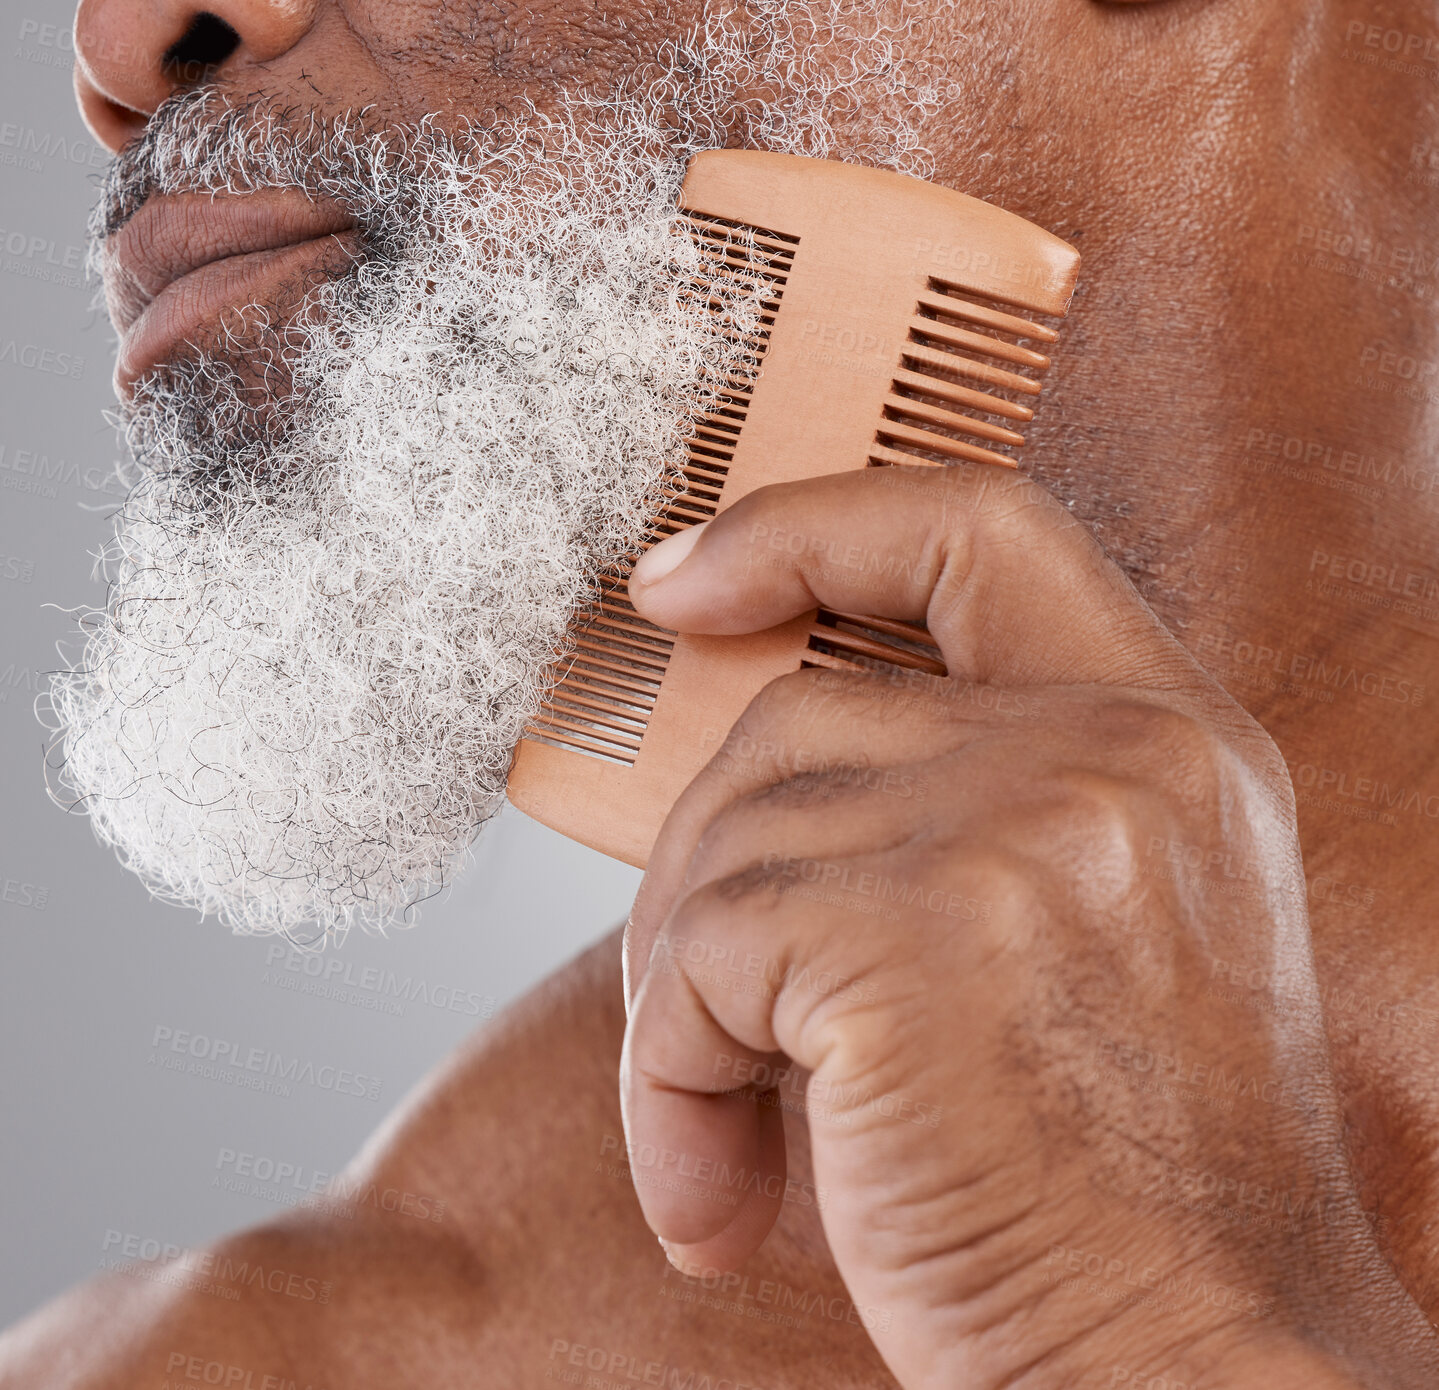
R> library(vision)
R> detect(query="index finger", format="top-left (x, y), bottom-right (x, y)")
top-left (628, 464), bottom-right (1208, 693)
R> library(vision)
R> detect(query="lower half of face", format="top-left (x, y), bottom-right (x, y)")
top-left (62, 0), bottom-right (1436, 935)
top-left (54, 0), bottom-right (957, 937)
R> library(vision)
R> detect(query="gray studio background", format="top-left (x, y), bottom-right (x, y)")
top-left (0, 19), bottom-right (639, 1326)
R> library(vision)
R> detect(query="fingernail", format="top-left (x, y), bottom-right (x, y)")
top-left (632, 521), bottom-right (708, 588)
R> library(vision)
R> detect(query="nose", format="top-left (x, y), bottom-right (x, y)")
top-left (73, 0), bottom-right (321, 152)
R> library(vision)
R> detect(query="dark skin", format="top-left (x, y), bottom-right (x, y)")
top-left (5, 0), bottom-right (1439, 1384)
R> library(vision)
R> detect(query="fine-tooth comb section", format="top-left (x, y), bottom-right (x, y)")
top-left (507, 149), bottom-right (1079, 866)
top-left (526, 593), bottom-right (672, 763)
top-left (522, 212), bottom-right (794, 765)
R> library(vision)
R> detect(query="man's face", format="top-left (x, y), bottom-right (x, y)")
top-left (53, 0), bottom-right (1435, 937)
top-left (52, 0), bottom-right (958, 938)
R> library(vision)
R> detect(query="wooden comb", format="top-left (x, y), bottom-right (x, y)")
top-left (507, 150), bottom-right (1079, 866)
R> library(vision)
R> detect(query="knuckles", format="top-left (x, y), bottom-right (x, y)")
top-left (1087, 697), bottom-right (1248, 808)
top-left (1017, 767), bottom-right (1155, 878)
top-left (721, 669), bottom-right (827, 765)
top-left (684, 767), bottom-right (885, 891)
top-left (667, 856), bottom-right (800, 940)
top-left (688, 672), bottom-right (1291, 941)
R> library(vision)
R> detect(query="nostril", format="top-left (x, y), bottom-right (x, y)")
top-left (163, 12), bottom-right (241, 86)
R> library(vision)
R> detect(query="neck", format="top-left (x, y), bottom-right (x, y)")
top-left (1068, 261), bottom-right (1439, 925)
top-left (915, 12), bottom-right (1439, 910)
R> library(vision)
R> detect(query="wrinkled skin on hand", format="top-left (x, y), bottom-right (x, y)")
top-left (621, 466), bottom-right (1439, 1389)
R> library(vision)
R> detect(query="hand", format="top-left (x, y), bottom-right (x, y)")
top-left (618, 465), bottom-right (1438, 1389)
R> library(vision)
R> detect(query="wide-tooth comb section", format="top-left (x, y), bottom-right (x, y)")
top-left (869, 281), bottom-right (1059, 472)
top-left (838, 286), bottom-right (1064, 662)
top-left (804, 611), bottom-right (947, 677)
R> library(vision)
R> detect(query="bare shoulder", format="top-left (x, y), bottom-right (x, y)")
top-left (0, 932), bottom-right (631, 1390)
top-left (0, 1209), bottom-right (471, 1389)
top-left (0, 930), bottom-right (893, 1388)
top-left (355, 922), bottom-right (634, 1211)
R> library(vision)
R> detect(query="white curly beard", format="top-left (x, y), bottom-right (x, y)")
top-left (47, 0), bottom-right (949, 938)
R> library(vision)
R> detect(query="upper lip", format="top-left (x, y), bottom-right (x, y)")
top-left (104, 189), bottom-right (357, 334)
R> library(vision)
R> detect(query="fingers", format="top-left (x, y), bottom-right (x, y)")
top-left (623, 666), bottom-right (963, 1011)
top-left (629, 464), bottom-right (1206, 692)
top-left (618, 947), bottom-right (790, 1269)
top-left (622, 858), bottom-right (896, 1271)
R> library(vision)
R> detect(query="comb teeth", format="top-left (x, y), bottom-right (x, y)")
top-left (507, 150), bottom-right (1080, 868)
top-left (522, 213), bottom-right (797, 765)
top-left (803, 610), bottom-right (946, 677)
top-left (526, 594), bottom-right (671, 762)
top-left (869, 282), bottom-right (1058, 472)
top-left (823, 285), bottom-right (1062, 671)
top-left (525, 216), bottom-right (1069, 757)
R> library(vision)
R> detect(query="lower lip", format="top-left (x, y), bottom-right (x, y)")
top-left (116, 230), bottom-right (359, 393)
